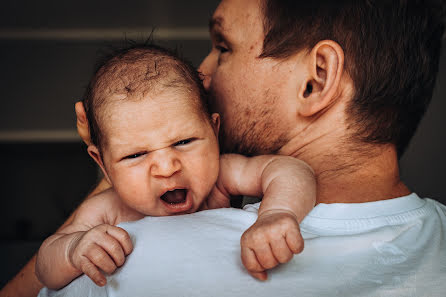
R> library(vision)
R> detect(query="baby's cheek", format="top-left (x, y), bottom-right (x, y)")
top-left (114, 183), bottom-right (155, 215)
top-left (123, 197), bottom-right (158, 216)
top-left (196, 167), bottom-right (219, 199)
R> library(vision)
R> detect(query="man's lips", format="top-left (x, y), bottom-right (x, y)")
top-left (160, 189), bottom-right (187, 204)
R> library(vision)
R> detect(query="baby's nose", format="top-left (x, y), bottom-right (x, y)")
top-left (149, 152), bottom-right (181, 178)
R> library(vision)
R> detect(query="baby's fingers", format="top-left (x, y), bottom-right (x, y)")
top-left (250, 271), bottom-right (268, 281)
top-left (79, 256), bottom-right (107, 287)
top-left (270, 237), bottom-right (294, 264)
top-left (241, 247), bottom-right (268, 281)
top-left (97, 226), bottom-right (132, 267)
top-left (104, 225), bottom-right (133, 256)
top-left (285, 227), bottom-right (304, 255)
top-left (254, 243), bottom-right (279, 270)
top-left (86, 243), bottom-right (118, 275)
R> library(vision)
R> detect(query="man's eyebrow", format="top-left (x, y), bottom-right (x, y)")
top-left (208, 17), bottom-right (230, 43)
top-left (208, 17), bottom-right (223, 32)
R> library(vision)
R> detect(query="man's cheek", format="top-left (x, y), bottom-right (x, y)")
top-left (208, 86), bottom-right (226, 113)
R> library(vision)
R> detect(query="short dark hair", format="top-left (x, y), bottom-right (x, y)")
top-left (83, 43), bottom-right (209, 150)
top-left (261, 0), bottom-right (445, 157)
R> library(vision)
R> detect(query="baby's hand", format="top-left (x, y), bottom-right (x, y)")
top-left (240, 210), bottom-right (304, 281)
top-left (68, 224), bottom-right (133, 286)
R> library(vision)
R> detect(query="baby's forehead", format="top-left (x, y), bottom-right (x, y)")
top-left (99, 89), bottom-right (212, 151)
top-left (99, 86), bottom-right (209, 131)
top-left (103, 82), bottom-right (205, 114)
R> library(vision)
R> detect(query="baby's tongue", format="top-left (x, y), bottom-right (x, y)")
top-left (161, 189), bottom-right (187, 204)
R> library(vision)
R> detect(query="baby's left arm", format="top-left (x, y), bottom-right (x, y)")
top-left (207, 154), bottom-right (316, 280)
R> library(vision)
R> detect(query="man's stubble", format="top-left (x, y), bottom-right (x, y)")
top-left (210, 88), bottom-right (289, 156)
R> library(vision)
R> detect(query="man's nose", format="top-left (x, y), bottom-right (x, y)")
top-left (198, 54), bottom-right (213, 90)
top-left (149, 151), bottom-right (181, 178)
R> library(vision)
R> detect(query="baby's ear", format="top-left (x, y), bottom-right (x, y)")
top-left (211, 113), bottom-right (220, 136)
top-left (75, 101), bottom-right (91, 146)
top-left (87, 145), bottom-right (112, 185)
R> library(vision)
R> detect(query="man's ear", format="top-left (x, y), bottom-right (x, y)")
top-left (87, 145), bottom-right (112, 185)
top-left (75, 101), bottom-right (91, 146)
top-left (210, 113), bottom-right (220, 136)
top-left (297, 40), bottom-right (345, 117)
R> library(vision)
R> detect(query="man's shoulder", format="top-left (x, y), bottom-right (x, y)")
top-left (119, 206), bottom-right (258, 236)
top-left (424, 197), bottom-right (446, 212)
top-left (40, 197), bottom-right (446, 297)
top-left (38, 275), bottom-right (106, 297)
top-left (301, 193), bottom-right (445, 231)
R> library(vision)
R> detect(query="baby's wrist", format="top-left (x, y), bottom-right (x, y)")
top-left (66, 232), bottom-right (85, 271)
top-left (257, 208), bottom-right (298, 221)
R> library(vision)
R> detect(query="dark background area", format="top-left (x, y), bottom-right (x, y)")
top-left (1, 0), bottom-right (445, 287)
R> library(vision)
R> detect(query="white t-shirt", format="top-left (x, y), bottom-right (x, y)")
top-left (39, 193), bottom-right (446, 297)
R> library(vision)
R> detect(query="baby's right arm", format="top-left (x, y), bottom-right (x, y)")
top-left (206, 154), bottom-right (316, 280)
top-left (35, 189), bottom-right (135, 289)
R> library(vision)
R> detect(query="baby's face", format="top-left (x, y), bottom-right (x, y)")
top-left (98, 90), bottom-right (220, 216)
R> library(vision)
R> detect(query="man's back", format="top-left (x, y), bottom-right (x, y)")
top-left (40, 193), bottom-right (446, 297)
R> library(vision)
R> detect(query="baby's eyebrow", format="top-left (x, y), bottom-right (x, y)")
top-left (111, 135), bottom-right (188, 156)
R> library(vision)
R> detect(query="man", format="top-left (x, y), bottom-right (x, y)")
top-left (2, 0), bottom-right (446, 296)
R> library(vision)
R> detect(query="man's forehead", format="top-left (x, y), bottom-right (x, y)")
top-left (211, 0), bottom-right (263, 29)
top-left (209, 0), bottom-right (265, 44)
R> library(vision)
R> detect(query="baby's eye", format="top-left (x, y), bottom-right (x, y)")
top-left (174, 138), bottom-right (196, 146)
top-left (124, 152), bottom-right (145, 160)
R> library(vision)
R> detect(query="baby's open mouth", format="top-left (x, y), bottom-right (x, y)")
top-left (160, 189), bottom-right (187, 204)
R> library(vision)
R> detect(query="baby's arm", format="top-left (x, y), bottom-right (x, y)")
top-left (35, 189), bottom-right (139, 289)
top-left (208, 154), bottom-right (316, 280)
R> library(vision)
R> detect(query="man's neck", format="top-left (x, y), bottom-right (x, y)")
top-left (280, 129), bottom-right (410, 204)
top-left (311, 146), bottom-right (411, 204)
top-left (277, 92), bottom-right (412, 204)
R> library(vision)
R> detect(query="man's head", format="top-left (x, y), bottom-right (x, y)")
top-left (199, 0), bottom-right (445, 157)
top-left (83, 45), bottom-right (220, 216)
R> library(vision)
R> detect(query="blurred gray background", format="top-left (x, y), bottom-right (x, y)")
top-left (0, 0), bottom-right (445, 287)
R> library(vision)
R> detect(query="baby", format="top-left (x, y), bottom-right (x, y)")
top-left (35, 44), bottom-right (316, 289)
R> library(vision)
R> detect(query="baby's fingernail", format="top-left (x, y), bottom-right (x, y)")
top-left (254, 272), bottom-right (268, 281)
